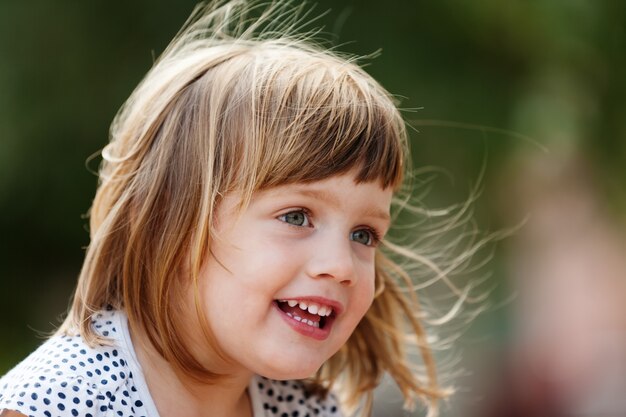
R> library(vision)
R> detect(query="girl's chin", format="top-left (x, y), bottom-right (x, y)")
top-left (246, 335), bottom-right (338, 379)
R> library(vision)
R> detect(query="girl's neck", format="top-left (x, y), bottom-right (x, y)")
top-left (129, 325), bottom-right (254, 417)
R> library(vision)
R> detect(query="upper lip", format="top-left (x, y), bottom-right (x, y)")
top-left (276, 296), bottom-right (344, 317)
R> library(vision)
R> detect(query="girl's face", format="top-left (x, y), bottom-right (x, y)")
top-left (195, 171), bottom-right (393, 379)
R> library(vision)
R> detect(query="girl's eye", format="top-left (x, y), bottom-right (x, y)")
top-left (350, 228), bottom-right (379, 246)
top-left (278, 210), bottom-right (311, 227)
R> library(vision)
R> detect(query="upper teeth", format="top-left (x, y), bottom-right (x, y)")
top-left (280, 300), bottom-right (333, 316)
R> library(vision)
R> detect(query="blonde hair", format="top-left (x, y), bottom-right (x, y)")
top-left (61, 1), bottom-right (452, 415)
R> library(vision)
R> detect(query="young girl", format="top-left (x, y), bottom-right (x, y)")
top-left (0, 1), bottom-right (453, 416)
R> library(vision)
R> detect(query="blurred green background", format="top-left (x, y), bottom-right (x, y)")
top-left (1, 1), bottom-right (625, 416)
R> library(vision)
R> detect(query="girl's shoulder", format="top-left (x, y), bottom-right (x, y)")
top-left (252, 376), bottom-right (343, 417)
top-left (0, 309), bottom-right (155, 417)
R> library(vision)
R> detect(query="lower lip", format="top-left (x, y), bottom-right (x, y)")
top-left (273, 303), bottom-right (334, 341)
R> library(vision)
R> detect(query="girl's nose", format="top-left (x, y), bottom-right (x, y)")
top-left (306, 232), bottom-right (356, 286)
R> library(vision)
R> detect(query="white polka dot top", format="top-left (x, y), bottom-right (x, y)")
top-left (0, 308), bottom-right (343, 417)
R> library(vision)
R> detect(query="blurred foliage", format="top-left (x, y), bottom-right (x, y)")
top-left (0, 0), bottom-right (624, 405)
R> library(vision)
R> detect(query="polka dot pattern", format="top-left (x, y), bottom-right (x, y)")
top-left (0, 309), bottom-right (154, 417)
top-left (0, 309), bottom-right (344, 416)
top-left (252, 376), bottom-right (343, 417)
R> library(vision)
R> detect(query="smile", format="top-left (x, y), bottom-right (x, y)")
top-left (273, 298), bottom-right (340, 340)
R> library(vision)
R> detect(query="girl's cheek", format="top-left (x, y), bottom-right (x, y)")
top-left (356, 268), bottom-right (376, 310)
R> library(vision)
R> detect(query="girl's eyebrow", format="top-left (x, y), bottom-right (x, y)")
top-left (294, 188), bottom-right (391, 224)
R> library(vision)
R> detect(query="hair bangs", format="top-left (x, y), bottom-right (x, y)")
top-left (220, 47), bottom-right (408, 194)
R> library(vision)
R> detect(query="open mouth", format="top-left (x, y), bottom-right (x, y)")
top-left (274, 299), bottom-right (336, 330)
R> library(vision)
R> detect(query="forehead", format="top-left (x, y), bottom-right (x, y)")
top-left (255, 172), bottom-right (392, 216)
